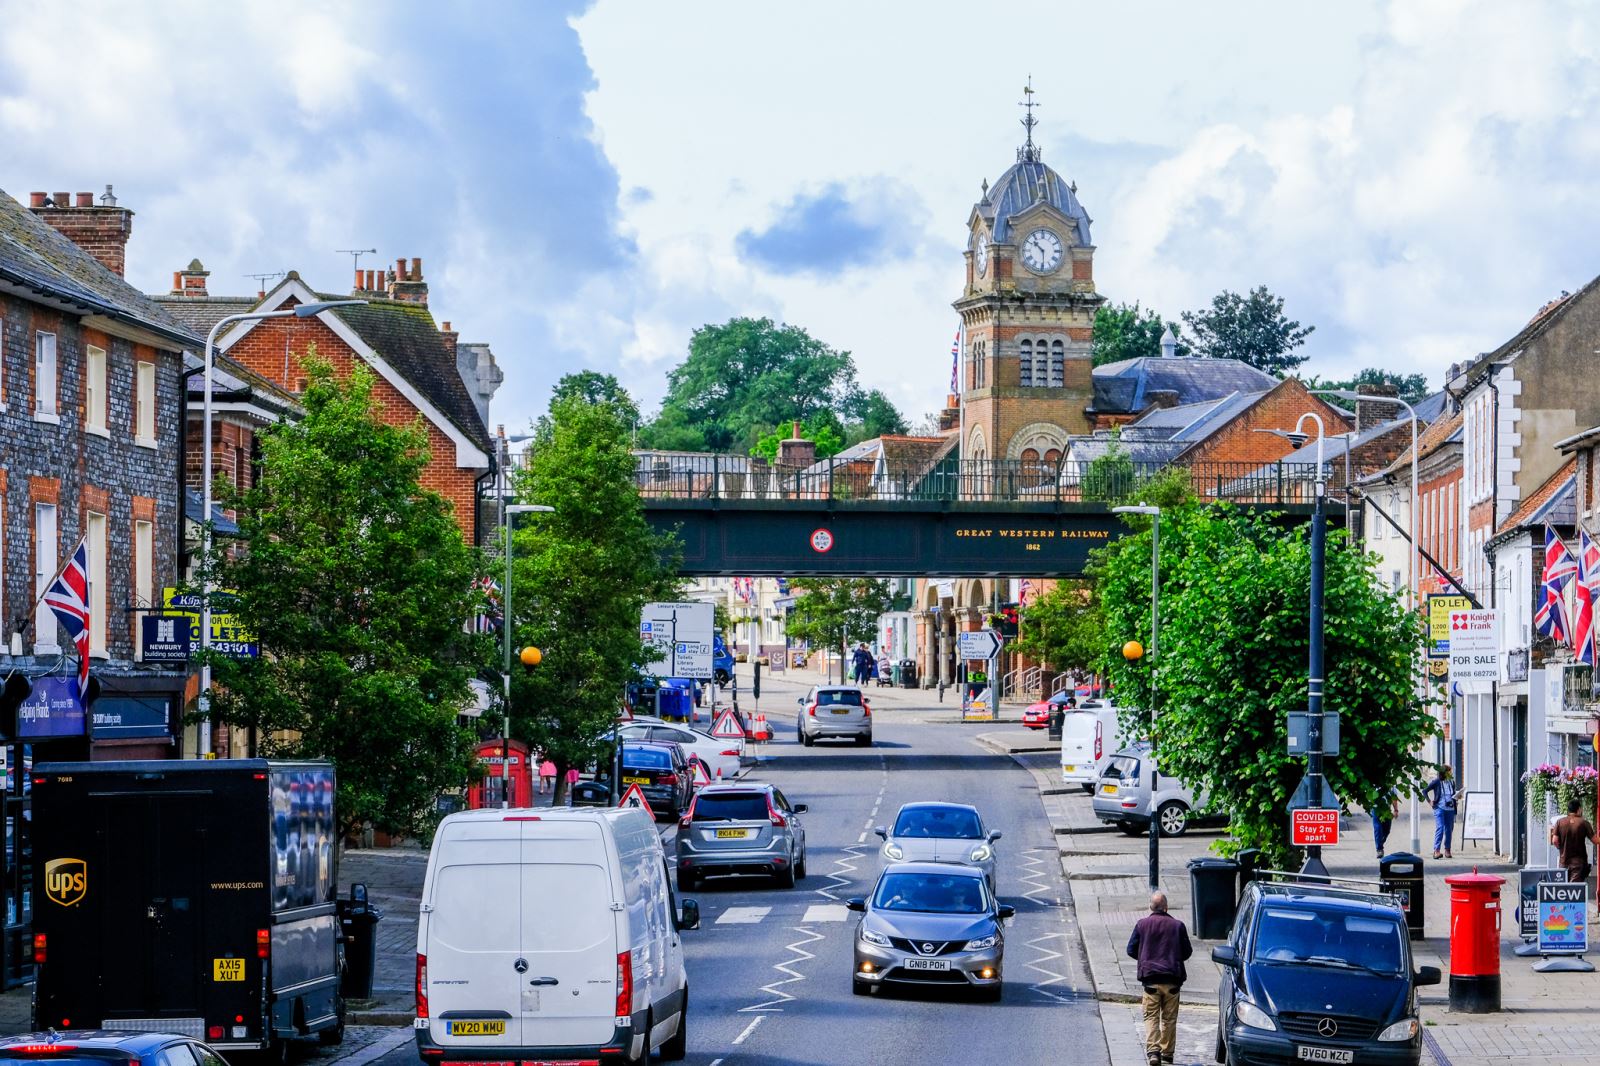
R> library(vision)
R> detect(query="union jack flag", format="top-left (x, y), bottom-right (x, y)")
top-left (1535, 524), bottom-right (1577, 644)
top-left (42, 536), bottom-right (91, 691)
top-left (1018, 579), bottom-right (1033, 606)
top-left (1574, 530), bottom-right (1600, 666)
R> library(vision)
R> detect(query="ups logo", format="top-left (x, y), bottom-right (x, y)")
top-left (44, 858), bottom-right (87, 907)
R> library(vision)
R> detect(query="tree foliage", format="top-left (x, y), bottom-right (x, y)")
top-left (638, 317), bottom-right (904, 452)
top-left (1302, 368), bottom-right (1431, 410)
top-left (546, 371), bottom-right (641, 428)
top-left (204, 358), bottom-right (481, 838)
top-left (750, 412), bottom-right (846, 461)
top-left (1181, 286), bottom-right (1315, 375)
top-left (1096, 502), bottom-right (1433, 867)
top-left (1015, 581), bottom-right (1102, 674)
top-left (1091, 302), bottom-right (1184, 367)
top-left (785, 578), bottom-right (894, 682)
top-left (510, 394), bottom-right (681, 798)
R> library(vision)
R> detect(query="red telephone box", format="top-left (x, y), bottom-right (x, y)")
top-left (469, 738), bottom-right (533, 809)
top-left (1445, 869), bottom-right (1503, 1013)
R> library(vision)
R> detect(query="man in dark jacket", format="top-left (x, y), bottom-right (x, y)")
top-left (1126, 890), bottom-right (1193, 1066)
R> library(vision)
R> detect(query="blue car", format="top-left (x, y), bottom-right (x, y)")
top-left (713, 634), bottom-right (735, 687)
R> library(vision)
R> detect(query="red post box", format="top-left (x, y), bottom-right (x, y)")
top-left (1444, 869), bottom-right (1503, 1013)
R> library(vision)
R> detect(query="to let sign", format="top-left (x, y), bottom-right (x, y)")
top-left (1291, 809), bottom-right (1340, 846)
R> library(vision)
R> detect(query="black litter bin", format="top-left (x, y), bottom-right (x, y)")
top-left (338, 883), bottom-right (382, 1000)
top-left (1380, 852), bottom-right (1425, 938)
top-left (900, 659), bottom-right (918, 689)
top-left (1235, 848), bottom-right (1265, 893)
top-left (1188, 857), bottom-right (1240, 940)
top-left (1047, 706), bottom-right (1066, 741)
top-left (571, 780), bottom-right (612, 807)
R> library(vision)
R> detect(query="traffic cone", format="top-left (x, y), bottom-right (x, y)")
top-left (715, 766), bottom-right (723, 781)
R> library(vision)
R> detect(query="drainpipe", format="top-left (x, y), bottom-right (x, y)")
top-left (179, 363), bottom-right (206, 581)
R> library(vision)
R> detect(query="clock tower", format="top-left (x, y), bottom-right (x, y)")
top-left (955, 86), bottom-right (1104, 464)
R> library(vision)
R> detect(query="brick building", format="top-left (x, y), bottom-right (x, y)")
top-left (157, 262), bottom-right (501, 545)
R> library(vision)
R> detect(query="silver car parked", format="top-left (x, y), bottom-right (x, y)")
top-left (875, 802), bottom-right (1000, 889)
top-left (797, 685), bottom-right (873, 745)
top-left (848, 862), bottom-right (1014, 1001)
top-left (676, 782), bottom-right (808, 889)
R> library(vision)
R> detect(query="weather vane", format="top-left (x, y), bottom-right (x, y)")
top-left (1018, 77), bottom-right (1040, 162)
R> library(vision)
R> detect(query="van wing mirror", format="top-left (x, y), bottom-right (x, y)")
top-left (678, 898), bottom-right (700, 931)
top-left (1211, 944), bottom-right (1239, 967)
top-left (1415, 965), bottom-right (1441, 986)
top-left (845, 897), bottom-right (867, 912)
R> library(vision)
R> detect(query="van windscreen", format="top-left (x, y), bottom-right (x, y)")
top-left (691, 793), bottom-right (769, 821)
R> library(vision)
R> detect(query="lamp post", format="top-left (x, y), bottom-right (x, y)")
top-left (503, 503), bottom-right (554, 807)
top-left (1113, 503), bottom-right (1160, 891)
top-left (198, 299), bottom-right (366, 758)
top-left (1314, 389), bottom-right (1424, 852)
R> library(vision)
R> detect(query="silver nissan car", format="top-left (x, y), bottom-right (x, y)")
top-left (875, 802), bottom-right (1000, 889)
top-left (848, 862), bottom-right (1013, 1001)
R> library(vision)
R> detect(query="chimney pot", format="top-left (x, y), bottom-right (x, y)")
top-left (364, 269), bottom-right (375, 291)
top-left (354, 268), bottom-right (364, 292)
top-left (172, 271), bottom-right (182, 292)
top-left (75, 192), bottom-right (93, 208)
top-left (791, 419), bottom-right (801, 438)
top-left (100, 184), bottom-right (117, 207)
top-left (28, 192), bottom-right (45, 208)
top-left (52, 192), bottom-right (70, 210)
top-left (442, 321), bottom-right (452, 332)
top-left (395, 257), bottom-right (407, 281)
top-left (411, 256), bottom-right (422, 279)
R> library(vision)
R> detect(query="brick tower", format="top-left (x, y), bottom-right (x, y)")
top-left (954, 87), bottom-right (1104, 462)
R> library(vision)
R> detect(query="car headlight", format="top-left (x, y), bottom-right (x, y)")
top-left (859, 927), bottom-right (890, 946)
top-left (968, 844), bottom-right (993, 862)
top-left (1234, 1001), bottom-right (1277, 1031)
top-left (964, 934), bottom-right (998, 950)
top-left (884, 843), bottom-right (904, 860)
top-left (1377, 1018), bottom-right (1419, 1042)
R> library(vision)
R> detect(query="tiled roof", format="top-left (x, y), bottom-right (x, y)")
top-left (1371, 409), bottom-right (1463, 481)
top-left (0, 187), bottom-right (199, 348)
top-left (1090, 357), bottom-right (1279, 415)
top-left (157, 295), bottom-right (260, 337)
top-left (182, 349), bottom-right (300, 417)
top-left (1497, 457), bottom-right (1576, 534)
top-left (1065, 437), bottom-right (1187, 466)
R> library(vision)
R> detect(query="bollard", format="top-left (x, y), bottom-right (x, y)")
top-left (1445, 869), bottom-right (1503, 1013)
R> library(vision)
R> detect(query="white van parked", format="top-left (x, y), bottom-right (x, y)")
top-left (415, 806), bottom-right (699, 1065)
top-left (1060, 702), bottom-right (1124, 793)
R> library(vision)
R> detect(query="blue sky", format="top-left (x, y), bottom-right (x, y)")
top-left (4, 0), bottom-right (1600, 433)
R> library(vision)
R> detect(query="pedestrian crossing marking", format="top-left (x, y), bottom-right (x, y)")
top-left (802, 904), bottom-right (848, 923)
top-left (716, 906), bottom-right (771, 924)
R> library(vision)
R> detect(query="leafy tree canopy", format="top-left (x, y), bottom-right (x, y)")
top-left (1091, 302), bottom-right (1185, 367)
top-left (1095, 502), bottom-right (1433, 867)
top-left (1301, 368), bottom-right (1431, 410)
top-left (547, 371), bottom-right (641, 428)
top-left (751, 411), bottom-right (846, 461)
top-left (510, 394), bottom-right (682, 798)
top-left (1015, 580), bottom-right (1102, 675)
top-left (1181, 286), bottom-right (1315, 375)
top-left (638, 317), bottom-right (904, 452)
top-left (204, 356), bottom-right (481, 838)
top-left (785, 578), bottom-right (894, 683)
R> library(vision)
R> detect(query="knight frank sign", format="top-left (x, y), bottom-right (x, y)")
top-left (1447, 609), bottom-right (1500, 686)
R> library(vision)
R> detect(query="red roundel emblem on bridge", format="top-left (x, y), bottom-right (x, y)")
top-left (809, 528), bottom-right (834, 553)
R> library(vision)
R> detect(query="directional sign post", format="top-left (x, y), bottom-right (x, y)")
top-left (957, 629), bottom-right (1002, 661)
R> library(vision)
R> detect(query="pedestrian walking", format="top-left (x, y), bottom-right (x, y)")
top-left (1126, 890), bottom-right (1192, 1066)
top-left (1550, 799), bottom-right (1596, 889)
top-left (1421, 764), bottom-right (1458, 859)
top-left (1370, 790), bottom-right (1399, 860)
top-left (851, 643), bottom-right (873, 685)
top-left (538, 756), bottom-right (556, 795)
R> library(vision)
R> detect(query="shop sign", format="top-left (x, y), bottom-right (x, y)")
top-left (140, 616), bottom-right (189, 662)
top-left (1506, 648), bottom-right (1529, 683)
top-left (162, 587), bottom-right (259, 658)
top-left (17, 677), bottom-right (86, 739)
top-left (91, 696), bottom-right (171, 740)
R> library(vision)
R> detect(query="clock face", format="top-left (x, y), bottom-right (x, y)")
top-left (1021, 228), bottom-right (1064, 273)
top-left (973, 231), bottom-right (988, 276)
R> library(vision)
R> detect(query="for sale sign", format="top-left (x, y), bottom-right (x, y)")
top-left (1447, 609), bottom-right (1500, 685)
top-left (1291, 808), bottom-right (1340, 846)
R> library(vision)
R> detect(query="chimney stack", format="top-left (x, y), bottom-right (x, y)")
top-left (169, 258), bottom-right (209, 298)
top-left (776, 420), bottom-right (817, 468)
top-left (1354, 382), bottom-right (1399, 434)
top-left (438, 319), bottom-right (458, 357)
top-left (30, 184), bottom-right (137, 276)
top-left (388, 254), bottom-right (428, 305)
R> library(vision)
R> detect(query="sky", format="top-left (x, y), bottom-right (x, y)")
top-left (4, 0), bottom-right (1600, 433)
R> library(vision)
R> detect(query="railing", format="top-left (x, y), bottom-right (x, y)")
top-left (633, 454), bottom-right (1327, 506)
top-left (1000, 666), bottom-right (1043, 703)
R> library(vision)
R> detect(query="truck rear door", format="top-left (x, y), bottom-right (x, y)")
top-left (514, 829), bottom-right (617, 1050)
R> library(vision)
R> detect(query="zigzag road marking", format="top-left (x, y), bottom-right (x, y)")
top-left (1016, 846), bottom-right (1082, 1003)
top-left (738, 925), bottom-right (825, 1013)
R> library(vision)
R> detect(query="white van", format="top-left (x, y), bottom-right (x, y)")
top-left (415, 807), bottom-right (699, 1064)
top-left (1060, 703), bottom-right (1124, 793)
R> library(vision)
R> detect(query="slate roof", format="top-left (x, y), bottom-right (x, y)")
top-left (1367, 409), bottom-right (1463, 482)
top-left (1130, 390), bottom-right (1273, 445)
top-left (1090, 357), bottom-right (1279, 415)
top-left (0, 187), bottom-right (199, 348)
top-left (184, 488), bottom-right (240, 535)
top-left (156, 295), bottom-right (259, 337)
top-left (1064, 436), bottom-right (1188, 467)
top-left (976, 158), bottom-right (1093, 245)
top-left (1497, 458), bottom-right (1576, 535)
top-left (181, 349), bottom-right (300, 418)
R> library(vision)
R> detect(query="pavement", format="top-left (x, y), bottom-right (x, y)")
top-left (978, 727), bottom-right (1600, 1066)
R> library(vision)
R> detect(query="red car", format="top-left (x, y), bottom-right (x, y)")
top-left (1022, 692), bottom-right (1075, 729)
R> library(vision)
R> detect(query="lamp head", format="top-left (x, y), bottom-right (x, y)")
top-left (1284, 431), bottom-right (1310, 450)
top-left (520, 646), bottom-right (543, 668)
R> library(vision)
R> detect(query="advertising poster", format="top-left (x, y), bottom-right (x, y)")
top-left (1537, 881), bottom-right (1589, 955)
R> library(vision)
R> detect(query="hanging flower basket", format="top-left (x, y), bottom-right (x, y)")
top-left (1521, 763), bottom-right (1563, 817)
top-left (1556, 765), bottom-right (1600, 824)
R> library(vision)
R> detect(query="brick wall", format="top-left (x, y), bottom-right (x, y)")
top-left (1180, 380), bottom-right (1353, 468)
top-left (29, 195), bottom-right (134, 277)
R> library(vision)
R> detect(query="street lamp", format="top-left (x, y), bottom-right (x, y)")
top-left (1112, 503), bottom-right (1160, 891)
top-left (1264, 413), bottom-right (1332, 876)
top-left (198, 299), bottom-right (366, 758)
top-left (503, 503), bottom-right (554, 808)
top-left (1314, 389), bottom-right (1425, 853)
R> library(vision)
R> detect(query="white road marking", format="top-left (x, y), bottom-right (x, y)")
top-left (857, 831), bottom-right (867, 843)
top-left (716, 906), bottom-right (771, 924)
top-left (863, 818), bottom-right (873, 829)
top-left (710, 1060), bottom-right (723, 1066)
top-left (732, 1015), bottom-right (765, 1044)
top-left (1017, 847), bottom-right (1082, 1002)
top-left (802, 903), bottom-right (849, 923)
top-left (739, 927), bottom-right (824, 1012)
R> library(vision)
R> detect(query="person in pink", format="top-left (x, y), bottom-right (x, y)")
top-left (538, 756), bottom-right (556, 795)
top-left (565, 767), bottom-right (581, 788)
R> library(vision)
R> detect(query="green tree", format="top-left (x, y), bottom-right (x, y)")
top-left (1181, 285), bottom-right (1315, 375)
top-left (1082, 438), bottom-right (1136, 503)
top-left (1091, 302), bottom-right (1184, 367)
top-left (852, 388), bottom-right (909, 438)
top-left (204, 358), bottom-right (481, 838)
top-left (750, 412), bottom-right (846, 461)
top-left (509, 393), bottom-right (681, 799)
top-left (1015, 580), bottom-right (1103, 674)
top-left (1302, 368), bottom-right (1431, 410)
top-left (547, 371), bottom-right (641, 428)
top-left (785, 578), bottom-right (894, 684)
top-left (1096, 502), bottom-right (1433, 867)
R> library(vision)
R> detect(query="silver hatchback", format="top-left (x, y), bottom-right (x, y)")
top-left (876, 802), bottom-right (1000, 890)
top-left (797, 685), bottom-right (872, 745)
top-left (676, 783), bottom-right (808, 889)
top-left (849, 862), bottom-right (1014, 1001)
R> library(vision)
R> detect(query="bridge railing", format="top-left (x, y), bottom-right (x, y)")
top-left (633, 454), bottom-right (1327, 505)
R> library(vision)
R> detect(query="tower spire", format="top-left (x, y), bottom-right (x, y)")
top-left (1018, 77), bottom-right (1041, 162)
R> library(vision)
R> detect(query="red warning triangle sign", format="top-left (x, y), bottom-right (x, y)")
top-left (691, 757), bottom-right (712, 787)
top-left (711, 708), bottom-right (747, 740)
top-left (618, 782), bottom-right (655, 819)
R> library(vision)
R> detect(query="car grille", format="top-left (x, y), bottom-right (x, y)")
top-left (888, 966), bottom-right (969, 982)
top-left (1277, 1012), bottom-right (1380, 1041)
top-left (888, 937), bottom-right (965, 956)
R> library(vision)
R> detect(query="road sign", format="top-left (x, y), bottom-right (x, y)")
top-left (641, 601), bottom-right (716, 679)
top-left (710, 708), bottom-right (747, 740)
top-left (1290, 809), bottom-right (1340, 846)
top-left (957, 629), bottom-right (1002, 661)
top-left (1447, 609), bottom-right (1500, 685)
top-left (691, 757), bottom-right (712, 788)
top-left (1427, 594), bottom-right (1473, 659)
top-left (809, 528), bottom-right (834, 553)
top-left (618, 782), bottom-right (655, 820)
top-left (1287, 775), bottom-right (1342, 813)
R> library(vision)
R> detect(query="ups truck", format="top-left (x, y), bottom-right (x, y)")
top-left (31, 760), bottom-right (345, 1057)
